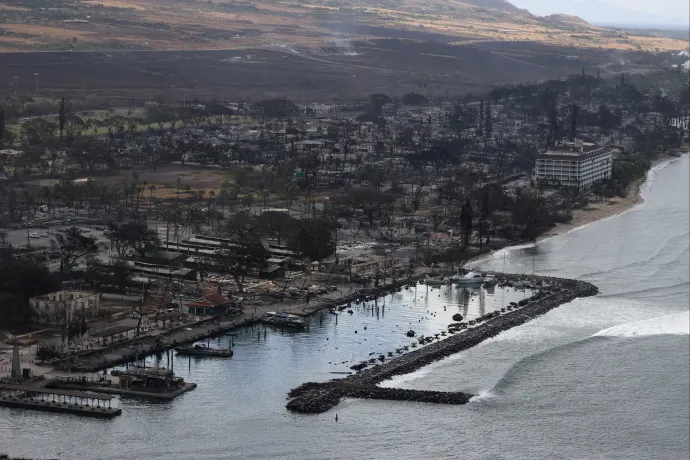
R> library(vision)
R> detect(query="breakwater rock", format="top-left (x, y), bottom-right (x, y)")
top-left (286, 382), bottom-right (472, 413)
top-left (287, 274), bottom-right (598, 413)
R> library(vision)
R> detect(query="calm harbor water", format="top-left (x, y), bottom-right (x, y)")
top-left (1, 155), bottom-right (688, 460)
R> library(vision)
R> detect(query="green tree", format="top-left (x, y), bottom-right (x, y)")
top-left (0, 257), bottom-right (61, 329)
top-left (288, 218), bottom-right (336, 261)
top-left (258, 211), bottom-right (297, 245)
top-left (51, 227), bottom-right (97, 275)
top-left (21, 118), bottom-right (57, 146)
top-left (107, 221), bottom-right (160, 259)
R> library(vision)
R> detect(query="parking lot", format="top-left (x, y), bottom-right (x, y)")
top-left (2, 226), bottom-right (109, 249)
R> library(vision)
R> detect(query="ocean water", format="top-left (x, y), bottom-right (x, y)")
top-left (0, 155), bottom-right (688, 460)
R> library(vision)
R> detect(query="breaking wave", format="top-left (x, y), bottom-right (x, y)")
top-left (593, 312), bottom-right (689, 337)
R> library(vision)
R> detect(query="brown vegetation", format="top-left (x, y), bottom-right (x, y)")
top-left (0, 0), bottom-right (685, 54)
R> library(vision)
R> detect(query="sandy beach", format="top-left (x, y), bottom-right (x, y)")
top-left (537, 179), bottom-right (644, 241)
top-left (537, 152), bottom-right (687, 241)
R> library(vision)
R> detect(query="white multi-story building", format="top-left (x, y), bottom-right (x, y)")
top-left (29, 291), bottom-right (100, 325)
top-left (534, 141), bottom-right (613, 191)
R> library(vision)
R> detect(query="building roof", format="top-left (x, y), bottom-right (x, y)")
top-left (202, 293), bottom-right (232, 306)
top-left (186, 293), bottom-right (233, 309)
top-left (538, 142), bottom-right (611, 162)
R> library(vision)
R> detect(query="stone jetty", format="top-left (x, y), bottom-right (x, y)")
top-left (286, 382), bottom-right (473, 413)
top-left (286, 273), bottom-right (598, 413)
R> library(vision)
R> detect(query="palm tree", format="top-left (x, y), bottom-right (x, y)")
top-left (148, 184), bottom-right (156, 219)
top-left (207, 190), bottom-right (215, 228)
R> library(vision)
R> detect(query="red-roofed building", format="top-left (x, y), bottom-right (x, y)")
top-left (185, 293), bottom-right (238, 316)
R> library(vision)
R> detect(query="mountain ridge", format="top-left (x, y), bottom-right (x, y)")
top-left (0, 0), bottom-right (685, 53)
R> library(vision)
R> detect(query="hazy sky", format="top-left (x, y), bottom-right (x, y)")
top-left (606, 0), bottom-right (685, 18)
top-left (510, 0), bottom-right (689, 25)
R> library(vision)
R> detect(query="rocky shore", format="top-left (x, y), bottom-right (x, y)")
top-left (286, 273), bottom-right (598, 413)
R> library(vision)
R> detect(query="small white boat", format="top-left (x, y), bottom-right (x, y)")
top-left (262, 312), bottom-right (307, 329)
top-left (423, 276), bottom-right (448, 286)
top-left (483, 275), bottom-right (497, 286)
top-left (454, 271), bottom-right (486, 285)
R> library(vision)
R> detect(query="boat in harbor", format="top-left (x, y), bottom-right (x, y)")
top-left (482, 275), bottom-right (497, 286)
top-left (425, 277), bottom-right (449, 286)
top-left (175, 344), bottom-right (234, 357)
top-left (454, 271), bottom-right (486, 285)
top-left (262, 312), bottom-right (307, 329)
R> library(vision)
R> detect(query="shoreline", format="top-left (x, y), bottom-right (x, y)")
top-left (463, 152), bottom-right (684, 268)
top-left (536, 176), bottom-right (645, 242)
top-left (538, 152), bottom-right (685, 242)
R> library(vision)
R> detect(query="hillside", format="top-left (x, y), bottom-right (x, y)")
top-left (457, 0), bottom-right (525, 12)
top-left (0, 0), bottom-right (685, 53)
top-left (542, 14), bottom-right (590, 27)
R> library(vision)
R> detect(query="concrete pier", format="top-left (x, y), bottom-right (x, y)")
top-left (0, 383), bottom-right (120, 418)
top-left (0, 396), bottom-right (121, 418)
top-left (53, 381), bottom-right (197, 400)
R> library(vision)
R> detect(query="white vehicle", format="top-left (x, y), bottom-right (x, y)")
top-left (454, 271), bottom-right (486, 285)
top-left (28, 232), bottom-right (40, 238)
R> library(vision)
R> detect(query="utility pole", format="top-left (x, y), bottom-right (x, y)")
top-left (34, 72), bottom-right (39, 97)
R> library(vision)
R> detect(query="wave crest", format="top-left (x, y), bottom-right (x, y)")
top-left (593, 312), bottom-right (689, 338)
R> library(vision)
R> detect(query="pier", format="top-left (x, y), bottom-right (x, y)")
top-left (0, 383), bottom-right (120, 418)
top-left (51, 372), bottom-right (197, 401)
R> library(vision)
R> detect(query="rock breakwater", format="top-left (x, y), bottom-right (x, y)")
top-left (286, 382), bottom-right (473, 413)
top-left (286, 273), bottom-right (598, 413)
